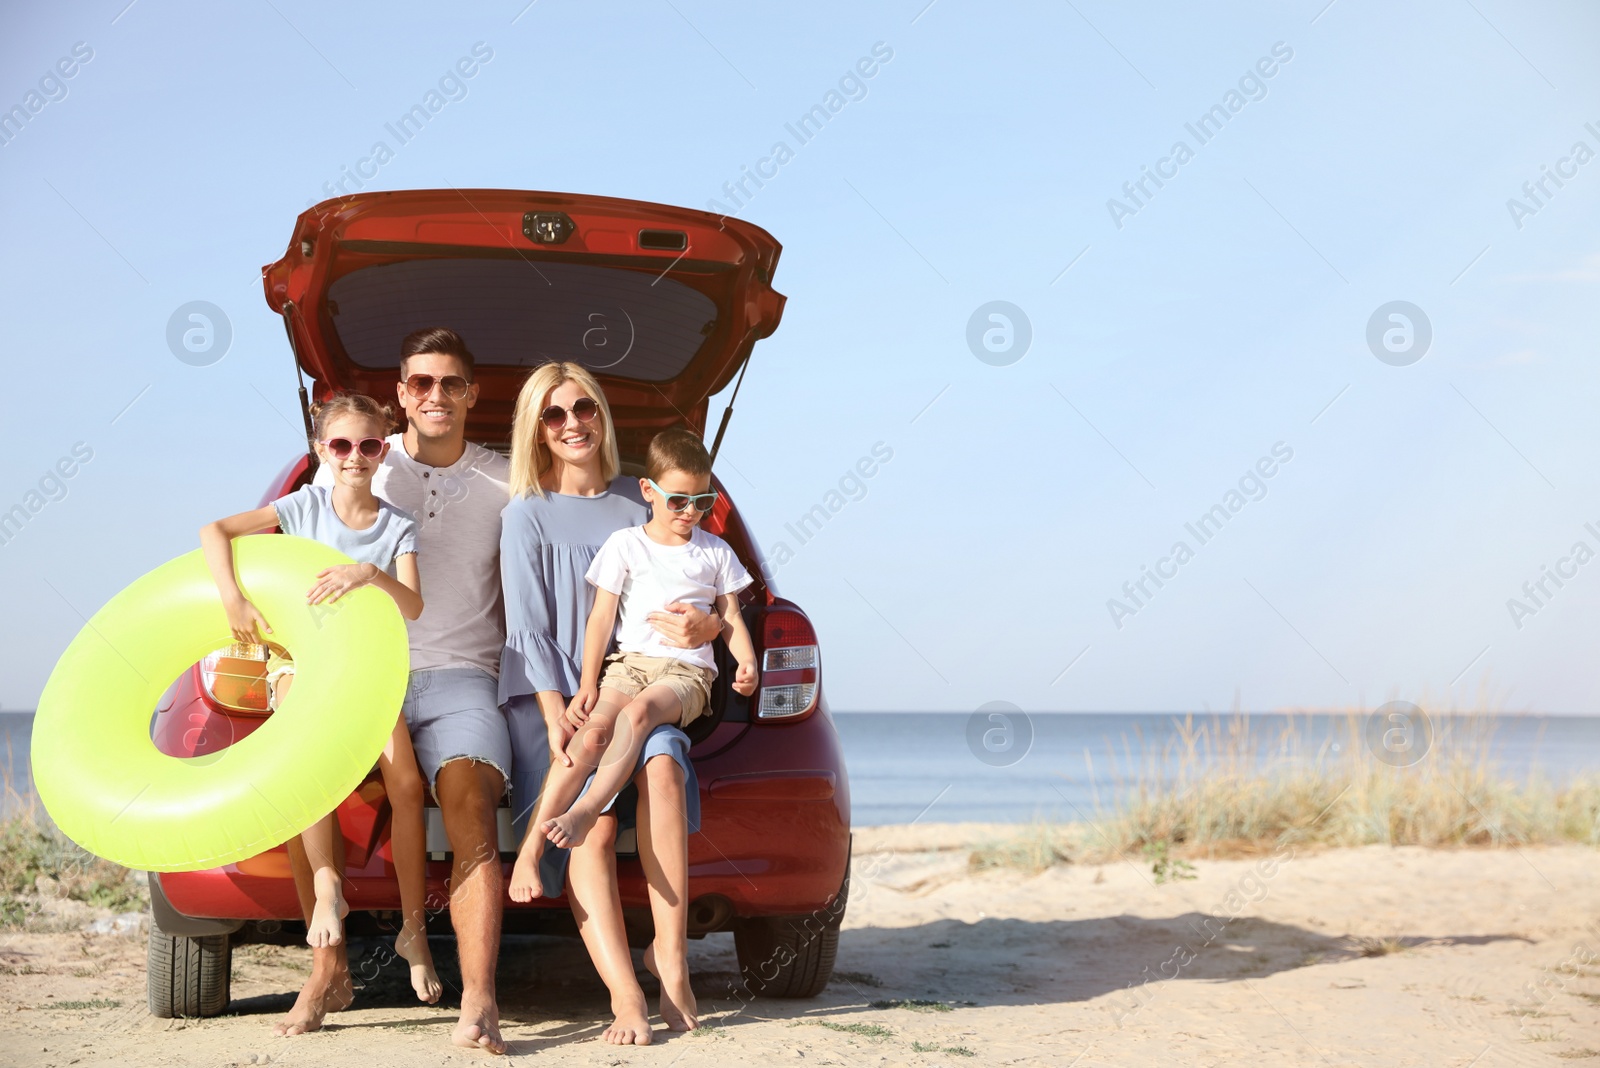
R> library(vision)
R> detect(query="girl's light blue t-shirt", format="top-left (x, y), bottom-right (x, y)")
top-left (272, 484), bottom-right (419, 577)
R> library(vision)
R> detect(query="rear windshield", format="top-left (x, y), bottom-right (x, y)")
top-left (326, 258), bottom-right (719, 381)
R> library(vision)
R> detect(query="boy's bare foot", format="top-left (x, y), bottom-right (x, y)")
top-left (602, 990), bottom-right (654, 1045)
top-left (643, 941), bottom-right (699, 1031)
top-left (306, 875), bottom-right (348, 948)
top-left (272, 961), bottom-right (352, 1036)
top-left (395, 921), bottom-right (442, 1004)
top-left (542, 806), bottom-right (598, 850)
top-left (507, 838), bottom-right (545, 903)
top-left (451, 996), bottom-right (506, 1055)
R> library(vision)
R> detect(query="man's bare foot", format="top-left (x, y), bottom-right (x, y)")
top-left (602, 990), bottom-right (653, 1045)
top-left (643, 941), bottom-right (699, 1031)
top-left (451, 997), bottom-right (506, 1055)
top-left (326, 974), bottom-right (353, 1013)
top-left (506, 838), bottom-right (545, 903)
top-left (306, 872), bottom-right (348, 948)
top-left (325, 951), bottom-right (353, 1012)
top-left (541, 806), bottom-right (598, 850)
top-left (272, 964), bottom-right (351, 1036)
top-left (395, 921), bottom-right (443, 1004)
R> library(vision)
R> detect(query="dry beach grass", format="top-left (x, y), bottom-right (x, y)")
top-left (968, 709), bottom-right (1600, 875)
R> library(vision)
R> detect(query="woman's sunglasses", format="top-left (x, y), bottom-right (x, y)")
top-left (646, 478), bottom-right (718, 514)
top-left (319, 437), bottom-right (385, 460)
top-left (404, 374), bottom-right (471, 400)
top-left (541, 396), bottom-right (600, 430)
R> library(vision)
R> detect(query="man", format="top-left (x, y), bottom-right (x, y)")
top-left (276, 326), bottom-right (511, 1054)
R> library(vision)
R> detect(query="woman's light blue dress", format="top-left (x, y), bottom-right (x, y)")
top-left (498, 475), bottom-right (702, 897)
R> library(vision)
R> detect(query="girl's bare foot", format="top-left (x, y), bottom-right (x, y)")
top-left (542, 806), bottom-right (598, 850)
top-left (450, 995), bottom-right (506, 1054)
top-left (306, 872), bottom-right (348, 948)
top-left (507, 839), bottom-right (545, 903)
top-left (394, 921), bottom-right (442, 1004)
top-left (643, 941), bottom-right (699, 1031)
top-left (602, 990), bottom-right (653, 1045)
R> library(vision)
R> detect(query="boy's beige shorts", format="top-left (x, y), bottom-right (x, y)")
top-left (598, 651), bottom-right (715, 727)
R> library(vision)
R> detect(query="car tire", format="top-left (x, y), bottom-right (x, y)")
top-left (147, 927), bottom-right (231, 1018)
top-left (734, 918), bottom-right (840, 998)
top-left (733, 859), bottom-right (849, 999)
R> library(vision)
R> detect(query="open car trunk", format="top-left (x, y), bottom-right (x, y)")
top-left (261, 189), bottom-right (786, 456)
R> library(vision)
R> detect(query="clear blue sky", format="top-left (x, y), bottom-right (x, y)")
top-left (3, 0), bottom-right (1599, 715)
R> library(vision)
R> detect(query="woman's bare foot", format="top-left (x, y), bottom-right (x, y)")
top-left (394, 921), bottom-right (442, 1004)
top-left (542, 806), bottom-right (598, 850)
top-left (306, 871), bottom-right (348, 948)
top-left (643, 941), bottom-right (699, 1031)
top-left (451, 996), bottom-right (506, 1055)
top-left (272, 960), bottom-right (351, 1036)
top-left (602, 990), bottom-right (653, 1045)
top-left (507, 838), bottom-right (545, 903)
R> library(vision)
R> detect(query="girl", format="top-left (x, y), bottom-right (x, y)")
top-left (199, 392), bottom-right (442, 1007)
top-left (498, 361), bottom-right (722, 1043)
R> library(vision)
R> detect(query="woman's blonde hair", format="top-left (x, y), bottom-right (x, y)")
top-left (508, 362), bottom-right (620, 498)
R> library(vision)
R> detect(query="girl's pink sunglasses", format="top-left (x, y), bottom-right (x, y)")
top-left (319, 437), bottom-right (385, 459)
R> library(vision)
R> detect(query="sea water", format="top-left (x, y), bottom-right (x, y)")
top-left (5, 710), bottom-right (1596, 825)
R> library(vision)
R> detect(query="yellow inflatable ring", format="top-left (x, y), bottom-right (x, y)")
top-left (31, 534), bottom-right (409, 872)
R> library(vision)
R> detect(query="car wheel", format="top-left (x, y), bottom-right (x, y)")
top-left (147, 927), bottom-right (231, 1018)
top-left (733, 860), bottom-right (849, 999)
top-left (734, 918), bottom-right (840, 998)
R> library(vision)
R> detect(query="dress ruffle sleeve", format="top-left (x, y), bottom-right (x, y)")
top-left (499, 628), bottom-right (579, 705)
top-left (498, 496), bottom-right (579, 706)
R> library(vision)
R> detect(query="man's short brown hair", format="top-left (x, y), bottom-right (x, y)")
top-left (646, 428), bottom-right (711, 482)
top-left (400, 326), bottom-right (476, 380)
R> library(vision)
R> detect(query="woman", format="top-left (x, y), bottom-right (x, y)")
top-left (499, 361), bottom-right (722, 1045)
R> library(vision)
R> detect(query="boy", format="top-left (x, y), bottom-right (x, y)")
top-left (509, 427), bottom-right (758, 880)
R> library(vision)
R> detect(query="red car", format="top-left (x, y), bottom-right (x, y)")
top-left (145, 190), bottom-right (851, 1018)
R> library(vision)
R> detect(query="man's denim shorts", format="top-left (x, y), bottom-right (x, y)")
top-left (402, 665), bottom-right (513, 798)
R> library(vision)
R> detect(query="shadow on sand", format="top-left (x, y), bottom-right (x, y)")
top-left (225, 915), bottom-right (1531, 1053)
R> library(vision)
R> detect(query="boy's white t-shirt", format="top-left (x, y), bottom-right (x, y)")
top-left (585, 524), bottom-right (754, 674)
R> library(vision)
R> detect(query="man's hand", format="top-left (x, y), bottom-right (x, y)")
top-left (306, 563), bottom-right (378, 605)
top-left (224, 597), bottom-right (272, 645)
top-left (733, 660), bottom-right (758, 696)
top-left (646, 602), bottom-right (721, 648)
top-left (564, 685), bottom-right (598, 730)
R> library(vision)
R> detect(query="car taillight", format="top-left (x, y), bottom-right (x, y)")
top-left (757, 609), bottom-right (819, 720)
top-left (199, 642), bottom-right (273, 714)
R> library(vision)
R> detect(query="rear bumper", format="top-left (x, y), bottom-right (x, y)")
top-left (149, 870), bottom-right (244, 938)
top-left (156, 707), bottom-right (850, 931)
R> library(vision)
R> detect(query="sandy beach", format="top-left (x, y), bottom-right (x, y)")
top-left (2, 825), bottom-right (1597, 1067)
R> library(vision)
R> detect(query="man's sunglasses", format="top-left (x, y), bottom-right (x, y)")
top-left (646, 478), bottom-right (718, 514)
top-left (541, 396), bottom-right (600, 430)
top-left (319, 436), bottom-right (385, 459)
top-left (404, 374), bottom-right (471, 400)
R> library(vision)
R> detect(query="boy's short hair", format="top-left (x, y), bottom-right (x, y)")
top-left (646, 428), bottom-right (711, 482)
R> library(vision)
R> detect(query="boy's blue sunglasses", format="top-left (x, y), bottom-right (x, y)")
top-left (646, 478), bottom-right (718, 514)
